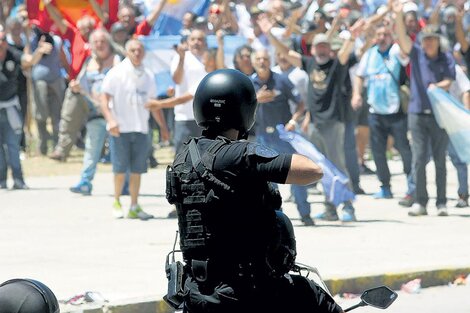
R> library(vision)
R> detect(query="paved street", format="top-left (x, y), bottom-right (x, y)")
top-left (0, 158), bottom-right (469, 312)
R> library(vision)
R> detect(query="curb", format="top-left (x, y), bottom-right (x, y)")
top-left (61, 267), bottom-right (470, 313)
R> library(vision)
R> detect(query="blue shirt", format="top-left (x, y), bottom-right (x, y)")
top-left (30, 34), bottom-right (63, 82)
top-left (408, 43), bottom-right (455, 114)
top-left (251, 71), bottom-right (301, 134)
top-left (357, 44), bottom-right (404, 114)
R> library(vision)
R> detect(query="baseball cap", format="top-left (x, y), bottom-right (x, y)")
top-left (420, 25), bottom-right (440, 41)
top-left (313, 33), bottom-right (330, 46)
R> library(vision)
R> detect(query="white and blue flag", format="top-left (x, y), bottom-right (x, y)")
top-left (277, 125), bottom-right (356, 207)
top-left (427, 87), bottom-right (470, 164)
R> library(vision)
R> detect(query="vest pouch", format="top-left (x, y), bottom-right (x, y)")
top-left (166, 165), bottom-right (180, 204)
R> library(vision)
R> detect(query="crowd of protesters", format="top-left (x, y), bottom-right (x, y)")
top-left (0, 0), bottom-right (469, 223)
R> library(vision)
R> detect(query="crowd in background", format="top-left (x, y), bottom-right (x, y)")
top-left (0, 0), bottom-right (469, 223)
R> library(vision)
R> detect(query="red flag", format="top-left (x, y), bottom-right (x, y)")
top-left (27, 0), bottom-right (118, 32)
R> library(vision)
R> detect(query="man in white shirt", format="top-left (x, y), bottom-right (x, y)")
top-left (101, 38), bottom-right (155, 220)
top-left (171, 29), bottom-right (208, 154)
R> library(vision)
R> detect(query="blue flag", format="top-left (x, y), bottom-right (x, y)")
top-left (427, 87), bottom-right (470, 164)
top-left (277, 125), bottom-right (355, 207)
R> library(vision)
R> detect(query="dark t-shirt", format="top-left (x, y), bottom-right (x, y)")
top-left (173, 136), bottom-right (292, 262)
top-left (0, 47), bottom-right (23, 101)
top-left (301, 55), bottom-right (351, 125)
top-left (408, 43), bottom-right (455, 114)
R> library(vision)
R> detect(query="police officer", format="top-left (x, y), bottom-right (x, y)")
top-left (0, 278), bottom-right (60, 313)
top-left (166, 69), bottom-right (344, 313)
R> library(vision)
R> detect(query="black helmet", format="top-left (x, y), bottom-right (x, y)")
top-left (193, 69), bottom-right (258, 134)
top-left (267, 210), bottom-right (297, 276)
top-left (0, 279), bottom-right (60, 313)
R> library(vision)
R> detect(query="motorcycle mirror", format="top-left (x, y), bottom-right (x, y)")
top-left (344, 286), bottom-right (398, 312)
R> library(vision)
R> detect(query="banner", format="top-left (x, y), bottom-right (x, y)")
top-left (141, 35), bottom-right (247, 97)
top-left (143, 0), bottom-right (210, 35)
top-left (427, 87), bottom-right (470, 164)
top-left (27, 0), bottom-right (118, 31)
top-left (277, 125), bottom-right (356, 207)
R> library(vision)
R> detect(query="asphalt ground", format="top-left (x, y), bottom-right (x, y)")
top-left (1, 155), bottom-right (469, 312)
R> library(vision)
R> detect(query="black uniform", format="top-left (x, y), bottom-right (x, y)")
top-left (166, 135), bottom-right (342, 313)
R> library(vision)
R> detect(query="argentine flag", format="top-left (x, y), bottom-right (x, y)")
top-left (143, 0), bottom-right (210, 35)
top-left (427, 87), bottom-right (470, 164)
top-left (277, 125), bottom-right (356, 207)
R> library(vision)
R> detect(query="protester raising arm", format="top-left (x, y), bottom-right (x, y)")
top-left (257, 13), bottom-right (302, 68)
top-left (392, 0), bottom-right (412, 55)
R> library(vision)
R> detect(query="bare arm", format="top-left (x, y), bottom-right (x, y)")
top-left (151, 109), bottom-right (170, 142)
top-left (462, 91), bottom-right (470, 109)
top-left (351, 75), bottom-right (365, 110)
top-left (21, 37), bottom-right (53, 68)
top-left (338, 18), bottom-right (365, 65)
top-left (220, 0), bottom-right (239, 34)
top-left (100, 93), bottom-right (119, 137)
top-left (431, 79), bottom-right (453, 91)
top-left (89, 0), bottom-right (108, 24)
top-left (455, 10), bottom-right (469, 53)
top-left (43, 0), bottom-right (68, 35)
top-left (146, 0), bottom-right (168, 26)
top-left (146, 93), bottom-right (193, 109)
top-left (285, 154), bottom-right (323, 185)
top-left (216, 30), bottom-right (226, 69)
top-left (392, 1), bottom-right (412, 55)
top-left (257, 13), bottom-right (302, 68)
top-left (172, 44), bottom-right (187, 84)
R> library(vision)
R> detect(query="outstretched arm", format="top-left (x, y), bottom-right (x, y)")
top-left (43, 0), bottom-right (68, 35)
top-left (146, 0), bottom-right (168, 27)
top-left (285, 154), bottom-right (323, 185)
top-left (392, 0), bottom-right (412, 55)
top-left (257, 13), bottom-right (302, 68)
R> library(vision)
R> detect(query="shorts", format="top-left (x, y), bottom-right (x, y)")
top-left (110, 132), bottom-right (148, 174)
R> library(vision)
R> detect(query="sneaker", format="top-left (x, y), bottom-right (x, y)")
top-left (360, 163), bottom-right (375, 175)
top-left (399, 195), bottom-right (414, 207)
top-left (301, 215), bottom-right (315, 226)
top-left (314, 204), bottom-right (339, 221)
top-left (341, 204), bottom-right (357, 222)
top-left (127, 205), bottom-right (154, 220)
top-left (113, 200), bottom-right (124, 219)
top-left (353, 185), bottom-right (365, 195)
top-left (455, 195), bottom-right (469, 208)
top-left (167, 209), bottom-right (177, 219)
top-left (408, 203), bottom-right (427, 216)
top-left (49, 151), bottom-right (66, 162)
top-left (148, 156), bottom-right (159, 168)
top-left (373, 186), bottom-right (393, 199)
top-left (436, 204), bottom-right (448, 217)
top-left (70, 181), bottom-right (92, 195)
top-left (12, 179), bottom-right (29, 190)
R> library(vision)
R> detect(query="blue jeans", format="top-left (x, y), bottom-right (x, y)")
top-left (344, 120), bottom-right (360, 189)
top-left (174, 120), bottom-right (201, 155)
top-left (257, 130), bottom-right (310, 218)
top-left (0, 108), bottom-right (24, 182)
top-left (80, 118), bottom-right (107, 183)
top-left (448, 142), bottom-right (468, 197)
top-left (369, 113), bottom-right (413, 194)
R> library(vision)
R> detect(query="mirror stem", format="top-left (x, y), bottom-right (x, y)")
top-left (344, 301), bottom-right (367, 312)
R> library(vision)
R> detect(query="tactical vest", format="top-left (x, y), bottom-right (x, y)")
top-left (166, 137), bottom-right (282, 283)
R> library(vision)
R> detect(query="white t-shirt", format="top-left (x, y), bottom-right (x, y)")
top-left (102, 58), bottom-right (156, 134)
top-left (170, 51), bottom-right (207, 121)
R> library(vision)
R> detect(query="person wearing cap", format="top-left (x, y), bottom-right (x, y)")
top-left (393, 0), bottom-right (455, 217)
top-left (258, 14), bottom-right (365, 222)
top-left (0, 278), bottom-right (60, 313)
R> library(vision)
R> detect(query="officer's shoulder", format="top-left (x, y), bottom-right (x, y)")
top-left (244, 142), bottom-right (280, 159)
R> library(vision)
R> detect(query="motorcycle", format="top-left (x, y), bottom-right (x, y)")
top-left (293, 263), bottom-right (398, 312)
